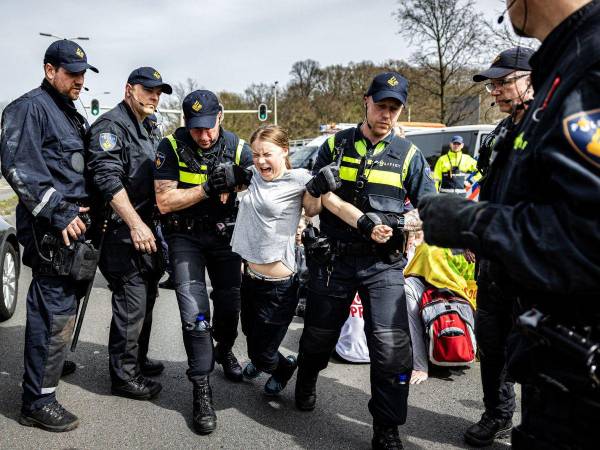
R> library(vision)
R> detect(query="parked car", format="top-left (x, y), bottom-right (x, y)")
top-left (0, 216), bottom-right (20, 321)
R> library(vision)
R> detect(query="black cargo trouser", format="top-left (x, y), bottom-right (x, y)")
top-left (476, 262), bottom-right (516, 420)
top-left (99, 239), bottom-right (160, 384)
top-left (240, 272), bottom-right (298, 373)
top-left (22, 275), bottom-right (87, 412)
top-left (298, 253), bottom-right (413, 426)
top-left (167, 231), bottom-right (241, 378)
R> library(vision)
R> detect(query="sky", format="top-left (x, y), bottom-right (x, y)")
top-left (0, 0), bottom-right (507, 108)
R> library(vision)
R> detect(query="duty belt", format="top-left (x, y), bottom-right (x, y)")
top-left (332, 240), bottom-right (380, 256)
top-left (161, 214), bottom-right (234, 236)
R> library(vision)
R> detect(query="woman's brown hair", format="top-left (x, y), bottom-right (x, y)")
top-left (250, 124), bottom-right (292, 169)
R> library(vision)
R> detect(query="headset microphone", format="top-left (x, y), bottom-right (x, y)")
top-left (498, 0), bottom-right (518, 24)
top-left (83, 86), bottom-right (89, 92)
top-left (490, 102), bottom-right (496, 107)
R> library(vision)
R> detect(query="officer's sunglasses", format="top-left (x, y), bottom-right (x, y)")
top-left (484, 74), bottom-right (529, 93)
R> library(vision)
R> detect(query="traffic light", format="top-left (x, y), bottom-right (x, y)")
top-left (91, 99), bottom-right (100, 116)
top-left (258, 103), bottom-right (268, 121)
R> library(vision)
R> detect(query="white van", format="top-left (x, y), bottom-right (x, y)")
top-left (405, 124), bottom-right (496, 168)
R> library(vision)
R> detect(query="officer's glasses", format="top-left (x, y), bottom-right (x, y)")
top-left (484, 74), bottom-right (529, 93)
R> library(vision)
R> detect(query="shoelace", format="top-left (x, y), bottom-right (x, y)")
top-left (44, 401), bottom-right (67, 419)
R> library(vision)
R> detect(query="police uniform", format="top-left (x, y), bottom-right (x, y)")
top-left (462, 47), bottom-right (535, 447)
top-left (296, 72), bottom-right (436, 446)
top-left (86, 67), bottom-right (172, 397)
top-left (154, 89), bottom-right (252, 432)
top-left (432, 137), bottom-right (481, 195)
top-left (0, 40), bottom-right (97, 431)
top-left (419, 3), bottom-right (600, 447)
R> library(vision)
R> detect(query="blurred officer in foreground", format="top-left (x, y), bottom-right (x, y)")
top-left (432, 135), bottom-right (480, 195)
top-left (419, 0), bottom-right (600, 447)
top-left (296, 72), bottom-right (436, 449)
top-left (154, 90), bottom-right (252, 434)
top-left (463, 46), bottom-right (534, 448)
top-left (87, 67), bottom-right (172, 399)
top-left (0, 40), bottom-right (98, 432)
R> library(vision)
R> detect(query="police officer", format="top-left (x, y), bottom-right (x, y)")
top-left (419, 1), bottom-right (600, 447)
top-left (432, 135), bottom-right (481, 196)
top-left (0, 40), bottom-right (97, 431)
top-left (296, 72), bottom-right (436, 449)
top-left (464, 47), bottom-right (534, 447)
top-left (154, 90), bottom-right (252, 434)
top-left (86, 67), bottom-right (172, 399)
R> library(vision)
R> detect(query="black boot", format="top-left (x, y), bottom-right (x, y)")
top-left (294, 366), bottom-right (318, 411)
top-left (140, 358), bottom-right (165, 377)
top-left (19, 400), bottom-right (79, 432)
top-left (372, 423), bottom-right (403, 450)
top-left (111, 375), bottom-right (162, 400)
top-left (214, 344), bottom-right (243, 382)
top-left (192, 376), bottom-right (217, 434)
top-left (464, 411), bottom-right (512, 447)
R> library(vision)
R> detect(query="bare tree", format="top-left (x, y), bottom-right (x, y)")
top-left (288, 59), bottom-right (323, 99)
top-left (159, 78), bottom-right (201, 134)
top-left (395, 0), bottom-right (491, 125)
top-left (484, 17), bottom-right (540, 54)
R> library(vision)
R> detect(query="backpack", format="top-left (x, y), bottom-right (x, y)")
top-left (420, 287), bottom-right (476, 366)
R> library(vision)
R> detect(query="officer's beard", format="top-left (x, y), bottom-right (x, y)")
top-left (510, 0), bottom-right (532, 38)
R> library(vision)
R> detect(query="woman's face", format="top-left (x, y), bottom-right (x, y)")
top-left (252, 139), bottom-right (288, 181)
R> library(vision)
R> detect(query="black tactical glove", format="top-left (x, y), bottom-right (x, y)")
top-left (209, 163), bottom-right (253, 194)
top-left (418, 194), bottom-right (485, 250)
top-left (202, 169), bottom-right (222, 197)
top-left (305, 163), bottom-right (342, 198)
top-left (357, 212), bottom-right (404, 241)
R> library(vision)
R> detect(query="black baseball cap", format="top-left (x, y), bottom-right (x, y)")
top-left (127, 67), bottom-right (172, 94)
top-left (366, 72), bottom-right (409, 105)
top-left (43, 40), bottom-right (98, 73)
top-left (182, 90), bottom-right (221, 129)
top-left (473, 47), bottom-right (534, 82)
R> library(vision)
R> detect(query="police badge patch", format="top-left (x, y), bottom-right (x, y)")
top-left (99, 133), bottom-right (117, 151)
top-left (563, 108), bottom-right (600, 168)
top-left (155, 151), bottom-right (166, 169)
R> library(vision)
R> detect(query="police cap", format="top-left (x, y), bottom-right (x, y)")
top-left (127, 67), bottom-right (173, 94)
top-left (473, 47), bottom-right (534, 82)
top-left (182, 90), bottom-right (221, 129)
top-left (366, 72), bottom-right (408, 105)
top-left (44, 39), bottom-right (98, 73)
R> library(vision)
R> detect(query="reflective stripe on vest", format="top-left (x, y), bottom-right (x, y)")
top-left (327, 134), bottom-right (417, 189)
top-left (165, 135), bottom-right (244, 185)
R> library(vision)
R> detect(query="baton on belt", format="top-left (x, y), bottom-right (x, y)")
top-left (70, 213), bottom-right (109, 352)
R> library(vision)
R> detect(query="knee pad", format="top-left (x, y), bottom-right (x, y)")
top-left (43, 314), bottom-right (77, 391)
top-left (369, 328), bottom-right (413, 377)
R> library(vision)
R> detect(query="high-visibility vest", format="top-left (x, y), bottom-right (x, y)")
top-left (165, 133), bottom-right (245, 187)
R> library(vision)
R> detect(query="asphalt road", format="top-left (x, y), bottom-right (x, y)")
top-left (0, 258), bottom-right (521, 449)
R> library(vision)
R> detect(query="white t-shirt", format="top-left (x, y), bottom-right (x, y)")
top-left (231, 166), bottom-right (311, 272)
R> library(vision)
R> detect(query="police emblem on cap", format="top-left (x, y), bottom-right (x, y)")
top-left (192, 100), bottom-right (202, 112)
top-left (493, 54), bottom-right (501, 64)
top-left (75, 47), bottom-right (85, 59)
top-left (153, 71), bottom-right (161, 79)
top-left (563, 108), bottom-right (600, 168)
top-left (387, 76), bottom-right (399, 87)
top-left (99, 133), bottom-right (117, 151)
top-left (155, 151), bottom-right (166, 169)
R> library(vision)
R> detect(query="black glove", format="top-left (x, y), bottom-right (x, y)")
top-left (210, 163), bottom-right (253, 193)
top-left (418, 194), bottom-right (485, 250)
top-left (357, 212), bottom-right (404, 241)
top-left (202, 169), bottom-right (223, 197)
top-left (305, 163), bottom-right (341, 198)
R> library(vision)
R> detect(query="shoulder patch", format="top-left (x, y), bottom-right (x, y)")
top-left (563, 108), bottom-right (600, 168)
top-left (155, 151), bottom-right (166, 169)
top-left (99, 132), bottom-right (117, 151)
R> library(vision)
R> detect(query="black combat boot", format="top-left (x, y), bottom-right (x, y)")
top-left (19, 400), bottom-right (79, 432)
top-left (111, 375), bottom-right (162, 400)
top-left (464, 411), bottom-right (512, 447)
top-left (372, 423), bottom-right (403, 450)
top-left (214, 344), bottom-right (243, 382)
top-left (294, 366), bottom-right (318, 411)
top-left (192, 376), bottom-right (217, 434)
